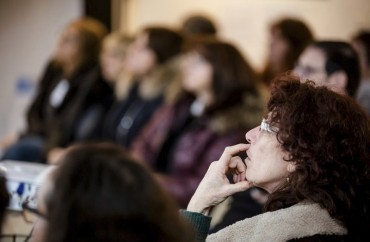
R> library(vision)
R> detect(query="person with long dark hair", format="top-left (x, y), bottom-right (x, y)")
top-left (261, 18), bottom-right (314, 87)
top-left (32, 143), bottom-right (195, 242)
top-left (131, 37), bottom-right (264, 208)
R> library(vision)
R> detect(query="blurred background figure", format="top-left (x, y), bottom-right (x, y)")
top-left (180, 13), bottom-right (218, 37)
top-left (131, 37), bottom-right (264, 209)
top-left (47, 26), bottom-right (184, 165)
top-left (94, 26), bottom-right (184, 149)
top-left (352, 30), bottom-right (370, 115)
top-left (0, 17), bottom-right (113, 163)
top-left (294, 41), bottom-right (360, 97)
top-left (46, 31), bottom-right (132, 163)
top-left (29, 143), bottom-right (194, 242)
top-left (261, 17), bottom-right (314, 88)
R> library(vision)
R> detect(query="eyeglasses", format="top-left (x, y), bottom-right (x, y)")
top-left (21, 199), bottom-right (46, 224)
top-left (260, 119), bottom-right (279, 134)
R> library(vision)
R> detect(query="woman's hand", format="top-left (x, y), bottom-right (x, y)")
top-left (187, 144), bottom-right (252, 215)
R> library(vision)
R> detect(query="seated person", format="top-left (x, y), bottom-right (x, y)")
top-left (96, 26), bottom-right (184, 148)
top-left (131, 37), bottom-right (264, 208)
top-left (294, 40), bottom-right (360, 97)
top-left (261, 17), bottom-right (314, 88)
top-left (182, 76), bottom-right (370, 241)
top-left (29, 143), bottom-right (195, 242)
top-left (1, 17), bottom-right (113, 163)
top-left (46, 32), bottom-right (132, 163)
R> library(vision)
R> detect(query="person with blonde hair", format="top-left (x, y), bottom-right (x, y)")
top-left (1, 17), bottom-right (113, 162)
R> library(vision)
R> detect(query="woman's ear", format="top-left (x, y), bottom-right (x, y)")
top-left (287, 162), bottom-right (296, 173)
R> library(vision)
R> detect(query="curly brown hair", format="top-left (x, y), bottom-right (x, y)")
top-left (265, 75), bottom-right (370, 238)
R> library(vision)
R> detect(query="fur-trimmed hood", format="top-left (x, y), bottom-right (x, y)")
top-left (208, 92), bottom-right (265, 134)
top-left (207, 201), bottom-right (347, 242)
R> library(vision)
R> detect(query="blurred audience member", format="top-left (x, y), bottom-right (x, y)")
top-left (131, 37), bottom-right (264, 208)
top-left (352, 30), bottom-right (370, 115)
top-left (30, 143), bottom-right (194, 242)
top-left (47, 32), bottom-right (132, 163)
top-left (261, 17), bottom-right (314, 87)
top-left (180, 13), bottom-right (218, 37)
top-left (1, 17), bottom-right (113, 163)
top-left (294, 41), bottom-right (360, 97)
top-left (47, 27), bottom-right (184, 165)
top-left (95, 26), bottom-right (184, 149)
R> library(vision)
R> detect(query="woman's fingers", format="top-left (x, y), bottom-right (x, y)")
top-left (218, 144), bottom-right (249, 168)
top-left (229, 156), bottom-right (246, 173)
top-left (187, 144), bottom-right (251, 214)
top-left (223, 181), bottom-right (251, 197)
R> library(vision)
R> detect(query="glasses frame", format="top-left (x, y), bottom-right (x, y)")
top-left (260, 119), bottom-right (279, 134)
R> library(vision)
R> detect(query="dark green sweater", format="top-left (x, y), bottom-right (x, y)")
top-left (180, 210), bottom-right (211, 242)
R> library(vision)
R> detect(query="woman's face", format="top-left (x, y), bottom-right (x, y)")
top-left (181, 51), bottom-right (213, 94)
top-left (124, 32), bottom-right (156, 76)
top-left (244, 119), bottom-right (293, 193)
top-left (100, 38), bottom-right (127, 82)
top-left (53, 25), bottom-right (82, 66)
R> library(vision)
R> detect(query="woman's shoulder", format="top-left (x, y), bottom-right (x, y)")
top-left (207, 202), bottom-right (347, 242)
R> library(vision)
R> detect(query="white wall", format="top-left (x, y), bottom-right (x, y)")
top-left (0, 0), bottom-right (82, 138)
top-left (125, 0), bottom-right (370, 71)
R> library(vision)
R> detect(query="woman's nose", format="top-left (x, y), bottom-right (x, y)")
top-left (245, 126), bottom-right (259, 144)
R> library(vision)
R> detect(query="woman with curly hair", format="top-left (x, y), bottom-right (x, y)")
top-left (182, 76), bottom-right (370, 241)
